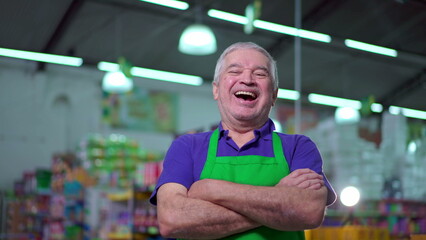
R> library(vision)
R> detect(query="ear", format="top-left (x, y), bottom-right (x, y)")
top-left (272, 88), bottom-right (278, 106)
top-left (212, 81), bottom-right (219, 100)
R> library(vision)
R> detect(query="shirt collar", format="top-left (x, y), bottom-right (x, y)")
top-left (218, 118), bottom-right (276, 140)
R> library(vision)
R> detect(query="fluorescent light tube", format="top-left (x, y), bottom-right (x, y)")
top-left (98, 61), bottom-right (203, 86)
top-left (308, 93), bottom-right (361, 109)
top-left (344, 39), bottom-right (398, 57)
top-left (298, 29), bottom-right (332, 43)
top-left (98, 61), bottom-right (120, 72)
top-left (131, 67), bottom-right (202, 86)
top-left (277, 88), bottom-right (300, 100)
top-left (254, 20), bottom-right (297, 36)
top-left (389, 105), bottom-right (426, 120)
top-left (207, 9), bottom-right (248, 25)
top-left (370, 103), bottom-right (383, 113)
top-left (401, 107), bottom-right (426, 120)
top-left (0, 47), bottom-right (83, 67)
top-left (139, 0), bottom-right (189, 10)
top-left (207, 9), bottom-right (331, 43)
top-left (389, 106), bottom-right (401, 115)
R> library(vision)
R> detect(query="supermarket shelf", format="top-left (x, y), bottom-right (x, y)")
top-left (326, 209), bottom-right (383, 218)
top-left (108, 232), bottom-right (132, 240)
top-left (107, 190), bottom-right (133, 201)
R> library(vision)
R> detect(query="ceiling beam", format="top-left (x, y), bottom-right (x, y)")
top-left (367, 2), bottom-right (426, 108)
top-left (267, 0), bottom-right (345, 58)
top-left (38, 0), bottom-right (85, 71)
top-left (378, 68), bottom-right (426, 108)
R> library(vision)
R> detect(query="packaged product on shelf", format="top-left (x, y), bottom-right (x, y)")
top-left (73, 132), bottom-right (165, 239)
top-left (78, 133), bottom-right (164, 189)
top-left (50, 195), bottom-right (66, 219)
top-left (46, 220), bottom-right (65, 240)
top-left (35, 169), bottom-right (52, 193)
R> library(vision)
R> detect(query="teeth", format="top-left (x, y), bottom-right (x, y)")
top-left (235, 91), bottom-right (256, 98)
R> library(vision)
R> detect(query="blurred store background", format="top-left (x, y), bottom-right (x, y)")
top-left (0, 0), bottom-right (425, 239)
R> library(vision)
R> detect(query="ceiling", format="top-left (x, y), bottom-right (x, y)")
top-left (1, 0), bottom-right (425, 112)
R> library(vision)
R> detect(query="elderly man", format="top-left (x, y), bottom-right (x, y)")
top-left (150, 42), bottom-right (336, 239)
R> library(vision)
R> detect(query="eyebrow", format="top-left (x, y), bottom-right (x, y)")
top-left (226, 63), bottom-right (243, 70)
top-left (226, 63), bottom-right (269, 72)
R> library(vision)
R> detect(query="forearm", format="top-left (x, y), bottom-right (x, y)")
top-left (157, 183), bottom-right (260, 239)
top-left (193, 180), bottom-right (327, 231)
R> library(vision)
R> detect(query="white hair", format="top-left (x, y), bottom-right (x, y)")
top-left (213, 42), bottom-right (279, 90)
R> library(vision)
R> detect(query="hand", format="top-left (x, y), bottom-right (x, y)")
top-left (276, 168), bottom-right (324, 190)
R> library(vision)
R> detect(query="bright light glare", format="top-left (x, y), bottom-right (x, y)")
top-left (340, 186), bottom-right (360, 207)
top-left (207, 9), bottom-right (331, 43)
top-left (371, 103), bottom-right (383, 113)
top-left (408, 141), bottom-right (417, 154)
top-left (344, 39), bottom-right (398, 57)
top-left (277, 88), bottom-right (300, 101)
top-left (139, 0), bottom-right (189, 10)
top-left (308, 93), bottom-right (362, 109)
top-left (98, 61), bottom-right (203, 86)
top-left (335, 107), bottom-right (360, 124)
top-left (0, 47), bottom-right (83, 67)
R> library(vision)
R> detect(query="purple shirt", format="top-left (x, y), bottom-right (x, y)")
top-left (150, 119), bottom-right (336, 205)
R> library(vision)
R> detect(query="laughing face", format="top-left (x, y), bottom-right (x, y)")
top-left (213, 48), bottom-right (278, 130)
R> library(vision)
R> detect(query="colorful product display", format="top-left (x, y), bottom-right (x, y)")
top-left (77, 134), bottom-right (162, 190)
top-left (133, 191), bottom-right (159, 235)
top-left (4, 128), bottom-right (426, 240)
top-left (305, 226), bottom-right (390, 240)
top-left (76, 133), bottom-right (163, 239)
top-left (378, 200), bottom-right (426, 236)
top-left (323, 199), bottom-right (426, 240)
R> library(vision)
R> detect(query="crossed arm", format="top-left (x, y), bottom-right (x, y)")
top-left (157, 169), bottom-right (328, 239)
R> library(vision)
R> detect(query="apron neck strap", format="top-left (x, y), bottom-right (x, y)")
top-left (208, 128), bottom-right (284, 158)
top-left (272, 132), bottom-right (289, 173)
top-left (207, 128), bottom-right (220, 160)
top-left (272, 132), bottom-right (284, 159)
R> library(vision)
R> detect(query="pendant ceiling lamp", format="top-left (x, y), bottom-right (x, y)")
top-left (179, 23), bottom-right (217, 55)
top-left (178, 6), bottom-right (216, 55)
top-left (102, 71), bottom-right (133, 94)
top-left (334, 107), bottom-right (360, 125)
top-left (102, 17), bottom-right (134, 94)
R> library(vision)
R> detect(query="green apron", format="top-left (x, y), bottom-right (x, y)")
top-left (198, 128), bottom-right (304, 240)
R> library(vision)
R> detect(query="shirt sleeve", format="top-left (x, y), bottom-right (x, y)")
top-left (284, 134), bottom-right (337, 206)
top-left (149, 135), bottom-right (195, 205)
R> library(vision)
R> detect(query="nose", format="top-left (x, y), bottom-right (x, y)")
top-left (240, 69), bottom-right (255, 85)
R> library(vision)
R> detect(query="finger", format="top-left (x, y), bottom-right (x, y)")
top-left (291, 173), bottom-right (323, 186)
top-left (290, 168), bottom-right (314, 177)
top-left (297, 181), bottom-right (310, 189)
top-left (307, 182), bottom-right (323, 190)
top-left (278, 171), bottom-right (322, 187)
top-left (290, 170), bottom-right (322, 182)
top-left (307, 180), bottom-right (324, 189)
top-left (297, 179), bottom-right (324, 189)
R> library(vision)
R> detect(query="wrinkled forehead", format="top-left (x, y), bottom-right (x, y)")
top-left (223, 48), bottom-right (270, 70)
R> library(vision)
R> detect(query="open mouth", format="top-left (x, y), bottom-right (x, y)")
top-left (234, 91), bottom-right (258, 101)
